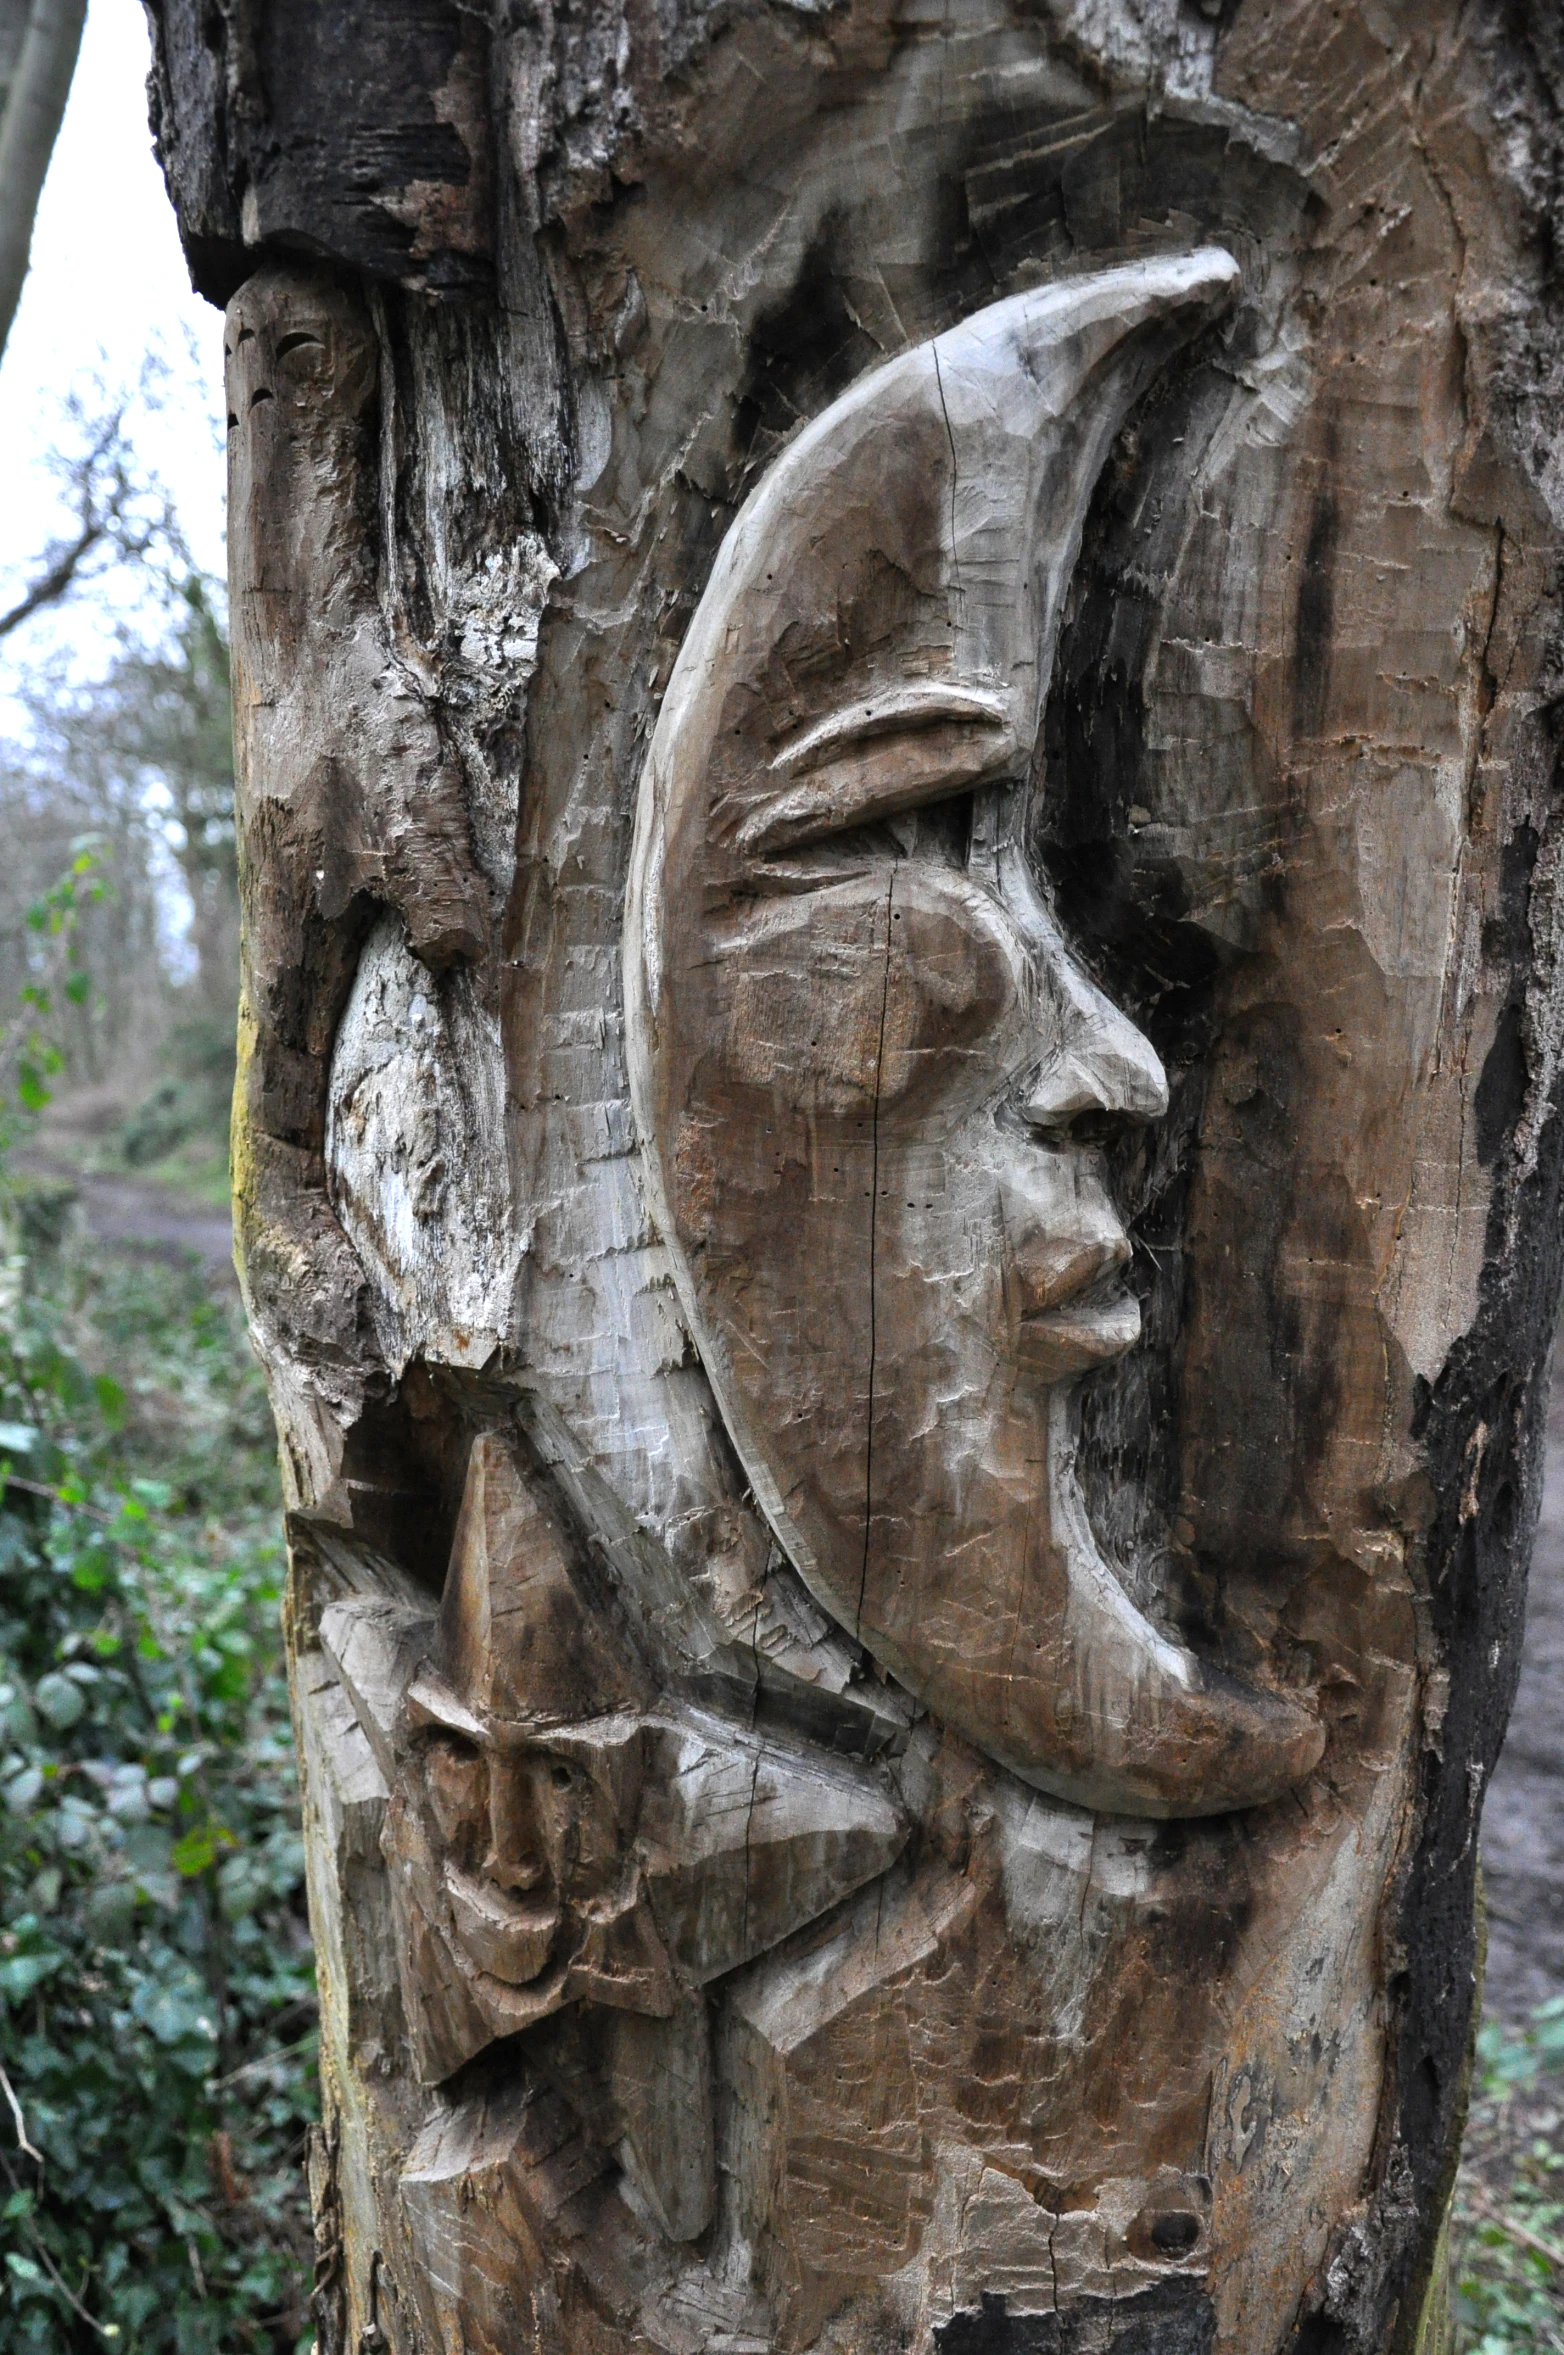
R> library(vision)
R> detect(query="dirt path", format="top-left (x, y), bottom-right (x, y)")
top-left (17, 1151), bottom-right (235, 1282)
top-left (65, 1168), bottom-right (234, 1277)
top-left (1481, 1342), bottom-right (1564, 2023)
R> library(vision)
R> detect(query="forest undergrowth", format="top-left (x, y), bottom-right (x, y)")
top-left (0, 1192), bottom-right (315, 2353)
top-left (1453, 2005), bottom-right (1564, 2353)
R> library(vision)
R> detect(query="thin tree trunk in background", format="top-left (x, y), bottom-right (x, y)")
top-left (146, 5), bottom-right (1564, 2352)
top-left (0, 0), bottom-right (85, 362)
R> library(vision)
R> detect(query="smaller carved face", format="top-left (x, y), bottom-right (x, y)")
top-left (402, 1669), bottom-right (661, 2024)
top-left (417, 1722), bottom-right (603, 1985)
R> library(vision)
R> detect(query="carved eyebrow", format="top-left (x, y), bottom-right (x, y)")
top-left (406, 1669), bottom-right (487, 1742)
top-left (771, 681), bottom-right (1012, 775)
top-left (738, 681), bottom-right (1019, 858)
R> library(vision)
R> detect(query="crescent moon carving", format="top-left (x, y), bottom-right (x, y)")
top-left (625, 250), bottom-right (1324, 1819)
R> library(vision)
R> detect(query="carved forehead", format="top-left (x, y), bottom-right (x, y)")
top-left (407, 1665), bottom-right (644, 1767)
top-left (713, 405), bottom-right (954, 729)
top-left (658, 345), bottom-right (986, 873)
top-left (224, 265), bottom-right (375, 408)
top-left (640, 252), bottom-right (1241, 886)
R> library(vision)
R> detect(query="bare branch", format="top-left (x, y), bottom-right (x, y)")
top-left (0, 512), bottom-right (101, 637)
top-left (0, 390), bottom-right (180, 642)
top-left (0, 2060), bottom-right (40, 2164)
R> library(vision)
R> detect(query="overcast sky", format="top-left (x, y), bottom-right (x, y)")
top-left (0, 0), bottom-right (227, 680)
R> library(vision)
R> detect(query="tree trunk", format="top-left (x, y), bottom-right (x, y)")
top-left (0, 0), bottom-right (85, 362)
top-left (146, 3), bottom-right (1564, 2350)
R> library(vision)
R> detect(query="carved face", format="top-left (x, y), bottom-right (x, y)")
top-left (413, 1708), bottom-right (625, 1987)
top-left (352, 1427), bottom-right (909, 2103)
top-left (646, 706), bottom-right (1184, 1795)
top-left (716, 791), bottom-right (1167, 1352)
top-left (629, 258), bottom-right (1322, 1813)
top-left (690, 785), bottom-right (1167, 1579)
top-left (400, 1666), bottom-right (669, 2031)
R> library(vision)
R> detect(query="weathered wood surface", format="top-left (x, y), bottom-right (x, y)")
top-left (147, 2), bottom-right (1564, 2351)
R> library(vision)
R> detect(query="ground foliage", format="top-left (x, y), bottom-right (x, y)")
top-left (0, 1209), bottom-right (315, 2352)
top-left (1453, 2000), bottom-right (1564, 2351)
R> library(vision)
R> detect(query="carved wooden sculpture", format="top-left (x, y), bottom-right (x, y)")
top-left (627, 248), bottom-right (1325, 1819)
top-left (148, 2), bottom-right (1564, 2350)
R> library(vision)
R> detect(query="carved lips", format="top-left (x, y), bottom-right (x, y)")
top-left (627, 251), bottom-right (1326, 1818)
top-left (441, 1863), bottom-right (559, 1985)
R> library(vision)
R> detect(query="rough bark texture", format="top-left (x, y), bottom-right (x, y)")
top-left (146, 3), bottom-right (1564, 2351)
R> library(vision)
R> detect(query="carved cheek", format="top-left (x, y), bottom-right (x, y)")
top-left (554, 1771), bottom-right (629, 1897)
top-left (876, 893), bottom-right (1022, 1117)
top-left (710, 880), bottom-right (1020, 1126)
top-left (272, 319), bottom-right (336, 398)
top-left (420, 1734), bottom-right (490, 1863)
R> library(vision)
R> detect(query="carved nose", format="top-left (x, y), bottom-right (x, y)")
top-left (485, 1768), bottom-right (549, 1894)
top-left (485, 1849), bottom-right (547, 1893)
top-left (1024, 960), bottom-right (1168, 1134)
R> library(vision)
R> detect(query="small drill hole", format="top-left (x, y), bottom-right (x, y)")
top-left (1150, 2212), bottom-right (1201, 2255)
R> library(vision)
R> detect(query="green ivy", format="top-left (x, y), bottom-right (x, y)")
top-left (0, 1235), bottom-right (314, 2352)
top-left (1453, 1999), bottom-right (1564, 2351)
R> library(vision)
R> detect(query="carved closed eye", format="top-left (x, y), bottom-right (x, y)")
top-left (430, 1729), bottom-right (481, 1765)
top-left (737, 682), bottom-right (1019, 859)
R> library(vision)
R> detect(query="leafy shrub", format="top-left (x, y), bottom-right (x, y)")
top-left (0, 1232), bottom-right (314, 2352)
top-left (119, 1080), bottom-right (204, 1170)
top-left (120, 1018), bottom-right (235, 1175)
top-left (1453, 1998), bottom-right (1564, 2351)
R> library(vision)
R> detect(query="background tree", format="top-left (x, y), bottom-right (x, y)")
top-left (0, 571), bottom-right (236, 1115)
top-left (0, 377), bottom-right (314, 2355)
top-left (0, 0), bottom-right (84, 364)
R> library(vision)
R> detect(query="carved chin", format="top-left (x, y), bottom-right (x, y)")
top-left (442, 1861), bottom-right (561, 1984)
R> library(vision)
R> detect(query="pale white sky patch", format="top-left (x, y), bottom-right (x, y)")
top-left (0, 0), bottom-right (227, 681)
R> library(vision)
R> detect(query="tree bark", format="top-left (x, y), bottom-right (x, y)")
top-left (147, 3), bottom-right (1564, 2351)
top-left (0, 0), bottom-right (85, 362)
